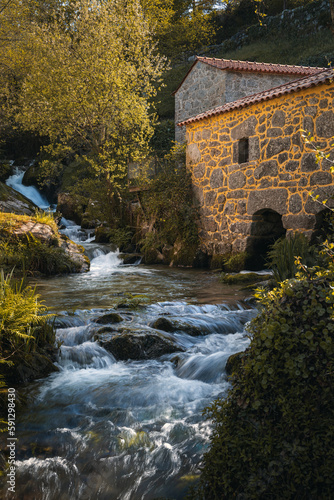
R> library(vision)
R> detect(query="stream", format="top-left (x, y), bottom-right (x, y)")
top-left (2, 168), bottom-right (257, 499)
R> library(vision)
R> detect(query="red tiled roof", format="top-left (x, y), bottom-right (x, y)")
top-left (178, 68), bottom-right (334, 126)
top-left (172, 56), bottom-right (325, 95)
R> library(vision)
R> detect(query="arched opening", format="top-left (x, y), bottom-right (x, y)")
top-left (246, 209), bottom-right (286, 270)
top-left (311, 208), bottom-right (334, 244)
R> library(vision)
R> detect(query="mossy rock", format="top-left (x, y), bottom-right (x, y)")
top-left (142, 247), bottom-right (163, 265)
top-left (1, 349), bottom-right (59, 385)
top-left (220, 272), bottom-right (272, 285)
top-left (94, 226), bottom-right (111, 243)
top-left (119, 253), bottom-right (142, 265)
top-left (0, 162), bottom-right (12, 183)
top-left (57, 192), bottom-right (86, 225)
top-left (22, 163), bottom-right (40, 188)
top-left (151, 317), bottom-right (205, 336)
top-left (94, 312), bottom-right (124, 325)
top-left (98, 330), bottom-right (185, 360)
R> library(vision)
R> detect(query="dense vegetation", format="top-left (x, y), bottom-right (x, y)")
top-left (191, 255), bottom-right (334, 499)
top-left (0, 211), bottom-right (85, 275)
top-left (138, 145), bottom-right (200, 265)
top-left (0, 270), bottom-right (57, 421)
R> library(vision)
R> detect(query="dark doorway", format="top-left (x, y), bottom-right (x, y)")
top-left (246, 209), bottom-right (286, 270)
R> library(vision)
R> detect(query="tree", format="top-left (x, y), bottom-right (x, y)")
top-left (4, 0), bottom-right (167, 190)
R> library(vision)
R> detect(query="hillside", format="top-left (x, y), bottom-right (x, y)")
top-left (155, 0), bottom-right (334, 121)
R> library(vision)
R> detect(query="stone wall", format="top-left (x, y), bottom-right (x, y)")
top-left (175, 62), bottom-right (227, 143)
top-left (175, 62), bottom-right (308, 143)
top-left (185, 81), bottom-right (334, 258)
top-left (224, 71), bottom-right (297, 104)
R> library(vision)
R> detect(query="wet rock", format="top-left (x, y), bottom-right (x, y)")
top-left (57, 192), bottom-right (85, 225)
top-left (150, 317), bottom-right (176, 332)
top-left (59, 235), bottom-right (90, 273)
top-left (150, 317), bottom-right (204, 336)
top-left (94, 312), bottom-right (124, 324)
top-left (0, 181), bottom-right (37, 215)
top-left (98, 330), bottom-right (184, 360)
top-left (119, 253), bottom-right (142, 265)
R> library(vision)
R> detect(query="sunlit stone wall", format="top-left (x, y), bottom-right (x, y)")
top-left (184, 81), bottom-right (334, 256)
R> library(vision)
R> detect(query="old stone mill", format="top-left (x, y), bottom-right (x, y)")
top-left (174, 57), bottom-right (334, 265)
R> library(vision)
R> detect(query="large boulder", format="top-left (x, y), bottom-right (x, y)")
top-left (59, 235), bottom-right (90, 273)
top-left (57, 192), bottom-right (86, 225)
top-left (0, 182), bottom-right (37, 215)
top-left (97, 329), bottom-right (184, 360)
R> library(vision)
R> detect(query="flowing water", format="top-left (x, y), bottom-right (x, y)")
top-left (2, 169), bottom-right (257, 499)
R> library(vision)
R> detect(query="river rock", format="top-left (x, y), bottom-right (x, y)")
top-left (59, 235), bottom-right (90, 273)
top-left (0, 181), bottom-right (37, 215)
top-left (57, 192), bottom-right (85, 225)
top-left (97, 330), bottom-right (184, 360)
top-left (150, 317), bottom-right (204, 336)
top-left (94, 312), bottom-right (124, 324)
top-left (13, 220), bottom-right (57, 245)
top-left (119, 253), bottom-right (142, 265)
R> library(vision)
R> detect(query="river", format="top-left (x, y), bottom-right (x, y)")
top-left (2, 168), bottom-right (257, 499)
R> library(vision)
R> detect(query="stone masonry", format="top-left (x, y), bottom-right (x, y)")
top-left (174, 58), bottom-right (323, 143)
top-left (180, 70), bottom-right (334, 259)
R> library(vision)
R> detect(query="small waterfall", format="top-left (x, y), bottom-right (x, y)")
top-left (6, 167), bottom-right (51, 209)
top-left (1, 164), bottom-right (258, 500)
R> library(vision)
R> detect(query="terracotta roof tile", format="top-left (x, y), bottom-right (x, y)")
top-left (178, 68), bottom-right (334, 126)
top-left (172, 56), bottom-right (325, 95)
top-left (196, 56), bottom-right (325, 75)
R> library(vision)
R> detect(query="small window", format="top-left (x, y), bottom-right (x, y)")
top-left (238, 138), bottom-right (249, 164)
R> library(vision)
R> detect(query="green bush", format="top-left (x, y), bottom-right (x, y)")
top-left (139, 144), bottom-right (199, 261)
top-left (0, 236), bottom-right (76, 275)
top-left (267, 233), bottom-right (318, 282)
top-left (223, 251), bottom-right (248, 273)
top-left (191, 266), bottom-right (334, 499)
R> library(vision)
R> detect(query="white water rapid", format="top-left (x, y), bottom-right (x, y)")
top-left (6, 166), bottom-right (51, 209)
top-left (1, 170), bottom-right (257, 500)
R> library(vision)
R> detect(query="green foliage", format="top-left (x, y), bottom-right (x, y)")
top-left (1, 0), bottom-right (167, 196)
top-left (0, 270), bottom-right (56, 392)
top-left (149, 119), bottom-right (175, 153)
top-left (0, 270), bottom-right (55, 357)
top-left (223, 251), bottom-right (248, 272)
top-left (192, 265), bottom-right (334, 499)
top-left (139, 144), bottom-right (199, 258)
top-left (0, 211), bottom-right (78, 275)
top-left (108, 228), bottom-right (135, 250)
top-left (267, 233), bottom-right (318, 282)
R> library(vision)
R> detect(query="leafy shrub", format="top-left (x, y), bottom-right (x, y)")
top-left (192, 266), bottom-right (334, 499)
top-left (267, 232), bottom-right (318, 282)
top-left (139, 144), bottom-right (199, 260)
top-left (0, 270), bottom-right (54, 354)
top-left (223, 251), bottom-right (248, 273)
top-left (108, 227), bottom-right (134, 250)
